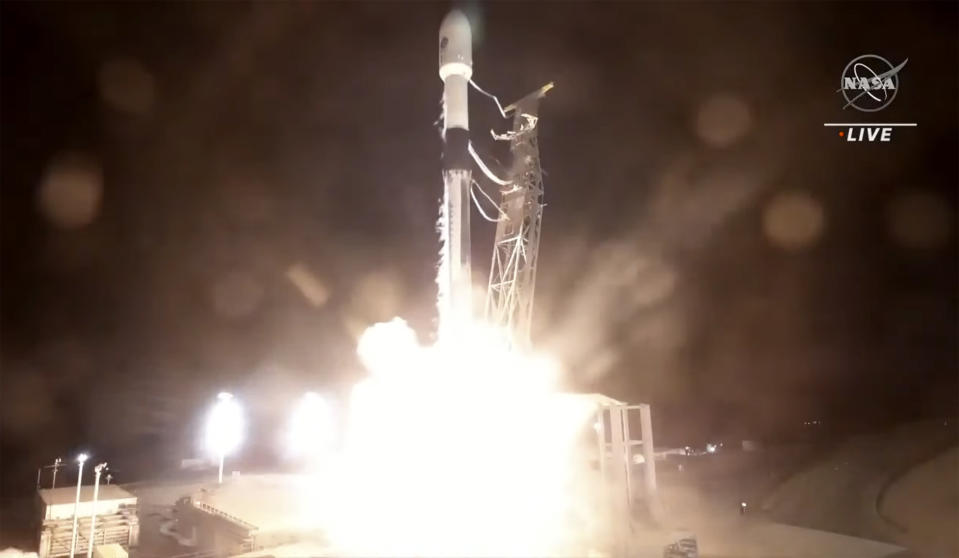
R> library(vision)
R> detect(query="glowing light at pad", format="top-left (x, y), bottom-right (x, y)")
top-left (205, 392), bottom-right (243, 459)
top-left (314, 317), bottom-right (605, 557)
top-left (285, 392), bottom-right (335, 461)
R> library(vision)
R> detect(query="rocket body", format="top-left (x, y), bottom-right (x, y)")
top-left (438, 10), bottom-right (473, 334)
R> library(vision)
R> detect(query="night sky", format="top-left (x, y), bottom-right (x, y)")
top-left (2, 2), bottom-right (957, 498)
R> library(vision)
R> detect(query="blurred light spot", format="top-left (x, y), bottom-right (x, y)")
top-left (36, 152), bottom-right (103, 229)
top-left (98, 57), bottom-right (155, 115)
top-left (286, 262), bottom-right (330, 308)
top-left (696, 95), bottom-right (752, 147)
top-left (211, 271), bottom-right (263, 318)
top-left (886, 190), bottom-right (953, 250)
top-left (763, 190), bottom-right (825, 251)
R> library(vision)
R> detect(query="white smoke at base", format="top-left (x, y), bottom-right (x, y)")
top-left (315, 317), bottom-right (607, 557)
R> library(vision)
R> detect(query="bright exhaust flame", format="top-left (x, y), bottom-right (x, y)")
top-left (315, 317), bottom-right (607, 557)
top-left (284, 392), bottom-right (335, 461)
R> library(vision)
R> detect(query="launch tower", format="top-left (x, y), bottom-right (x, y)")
top-left (485, 83), bottom-right (553, 349)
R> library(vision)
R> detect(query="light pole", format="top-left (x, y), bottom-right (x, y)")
top-left (86, 463), bottom-right (107, 558)
top-left (205, 392), bottom-right (243, 484)
top-left (52, 457), bottom-right (63, 489)
top-left (69, 453), bottom-right (89, 558)
top-left (36, 457), bottom-right (64, 490)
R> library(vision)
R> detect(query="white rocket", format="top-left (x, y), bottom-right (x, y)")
top-left (437, 9), bottom-right (473, 335)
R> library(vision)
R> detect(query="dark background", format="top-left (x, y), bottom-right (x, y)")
top-left (2, 0), bottom-right (956, 505)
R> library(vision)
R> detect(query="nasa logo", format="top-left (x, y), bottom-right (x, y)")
top-left (837, 54), bottom-right (908, 112)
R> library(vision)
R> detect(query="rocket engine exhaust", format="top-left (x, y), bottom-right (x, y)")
top-left (438, 9), bottom-right (473, 337)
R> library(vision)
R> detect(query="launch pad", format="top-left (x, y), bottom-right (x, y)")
top-left (174, 393), bottom-right (672, 558)
top-left (174, 474), bottom-right (330, 557)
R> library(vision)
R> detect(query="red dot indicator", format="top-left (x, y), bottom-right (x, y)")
top-left (838, 131), bottom-right (845, 137)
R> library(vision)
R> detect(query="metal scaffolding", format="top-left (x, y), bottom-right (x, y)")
top-left (485, 83), bottom-right (553, 348)
top-left (594, 400), bottom-right (664, 557)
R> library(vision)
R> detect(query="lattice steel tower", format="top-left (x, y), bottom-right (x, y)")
top-left (485, 83), bottom-right (552, 349)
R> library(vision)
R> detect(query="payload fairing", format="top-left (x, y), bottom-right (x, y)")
top-left (437, 9), bottom-right (473, 335)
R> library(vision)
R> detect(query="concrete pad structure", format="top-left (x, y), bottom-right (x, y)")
top-left (35, 486), bottom-right (138, 558)
top-left (176, 474), bottom-right (327, 557)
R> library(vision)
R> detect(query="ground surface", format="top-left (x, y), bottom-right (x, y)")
top-left (655, 444), bottom-right (909, 558)
top-left (7, 422), bottom-right (956, 558)
top-left (125, 476), bottom-right (213, 558)
top-left (760, 421), bottom-right (957, 557)
top-left (880, 446), bottom-right (959, 558)
top-left (675, 518), bottom-right (907, 558)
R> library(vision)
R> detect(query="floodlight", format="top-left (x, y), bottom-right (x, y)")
top-left (69, 454), bottom-right (89, 557)
top-left (204, 391), bottom-right (244, 483)
top-left (286, 391), bottom-right (335, 459)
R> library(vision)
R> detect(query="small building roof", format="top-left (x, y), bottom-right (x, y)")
top-left (558, 392), bottom-right (626, 407)
top-left (93, 543), bottom-right (128, 558)
top-left (38, 485), bottom-right (136, 506)
top-left (231, 542), bottom-right (333, 558)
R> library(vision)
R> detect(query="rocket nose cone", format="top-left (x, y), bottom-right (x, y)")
top-left (440, 9), bottom-right (472, 42)
top-left (439, 9), bottom-right (473, 78)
